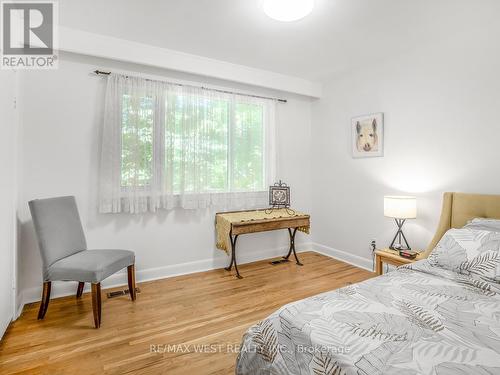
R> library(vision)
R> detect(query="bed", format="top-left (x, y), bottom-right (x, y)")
top-left (236, 193), bottom-right (500, 375)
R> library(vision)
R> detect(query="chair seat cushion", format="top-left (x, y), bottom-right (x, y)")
top-left (46, 249), bottom-right (135, 283)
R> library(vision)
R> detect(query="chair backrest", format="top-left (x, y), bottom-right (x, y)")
top-left (29, 196), bottom-right (87, 271)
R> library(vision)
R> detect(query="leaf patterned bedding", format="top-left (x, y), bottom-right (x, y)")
top-left (236, 260), bottom-right (500, 375)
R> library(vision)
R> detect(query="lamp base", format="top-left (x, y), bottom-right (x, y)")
top-left (389, 218), bottom-right (411, 250)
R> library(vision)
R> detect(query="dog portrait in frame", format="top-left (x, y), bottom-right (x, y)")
top-left (352, 113), bottom-right (384, 158)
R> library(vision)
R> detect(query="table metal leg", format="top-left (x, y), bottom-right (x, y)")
top-left (284, 228), bottom-right (303, 266)
top-left (225, 233), bottom-right (242, 279)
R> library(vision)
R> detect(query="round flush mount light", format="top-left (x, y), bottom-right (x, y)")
top-left (262, 0), bottom-right (314, 22)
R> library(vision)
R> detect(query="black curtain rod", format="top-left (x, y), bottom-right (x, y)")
top-left (93, 70), bottom-right (287, 103)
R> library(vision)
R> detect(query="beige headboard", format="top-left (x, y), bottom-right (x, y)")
top-left (423, 192), bottom-right (500, 257)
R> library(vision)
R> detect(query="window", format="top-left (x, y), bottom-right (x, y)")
top-left (121, 95), bottom-right (154, 187)
top-left (99, 74), bottom-right (276, 213)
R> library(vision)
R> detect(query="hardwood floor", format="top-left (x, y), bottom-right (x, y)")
top-left (0, 252), bottom-right (374, 375)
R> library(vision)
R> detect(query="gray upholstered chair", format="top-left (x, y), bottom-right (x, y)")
top-left (29, 196), bottom-right (136, 328)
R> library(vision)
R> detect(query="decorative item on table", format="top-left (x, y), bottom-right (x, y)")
top-left (398, 249), bottom-right (418, 259)
top-left (267, 180), bottom-right (294, 215)
top-left (352, 113), bottom-right (384, 158)
top-left (384, 195), bottom-right (417, 250)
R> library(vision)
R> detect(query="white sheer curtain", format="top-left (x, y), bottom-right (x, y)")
top-left (99, 74), bottom-right (276, 213)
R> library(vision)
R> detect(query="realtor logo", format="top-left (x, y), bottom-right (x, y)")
top-left (1, 1), bottom-right (58, 69)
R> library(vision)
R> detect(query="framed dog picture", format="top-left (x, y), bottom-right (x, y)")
top-left (352, 113), bottom-right (384, 158)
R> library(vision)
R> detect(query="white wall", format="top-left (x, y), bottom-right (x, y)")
top-left (0, 70), bottom-right (17, 337)
top-left (17, 52), bottom-right (313, 304)
top-left (311, 26), bottom-right (500, 267)
top-left (17, 3), bottom-right (500, 312)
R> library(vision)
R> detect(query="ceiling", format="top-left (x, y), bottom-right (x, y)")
top-left (59, 0), bottom-right (498, 81)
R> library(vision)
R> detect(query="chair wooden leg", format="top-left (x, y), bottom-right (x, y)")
top-left (91, 283), bottom-right (101, 328)
top-left (127, 265), bottom-right (137, 301)
top-left (38, 281), bottom-right (51, 320)
top-left (76, 282), bottom-right (85, 298)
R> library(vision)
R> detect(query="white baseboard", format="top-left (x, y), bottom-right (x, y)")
top-left (16, 242), bottom-right (313, 317)
top-left (14, 294), bottom-right (23, 320)
top-left (15, 241), bottom-right (373, 319)
top-left (0, 316), bottom-right (10, 340)
top-left (310, 242), bottom-right (373, 272)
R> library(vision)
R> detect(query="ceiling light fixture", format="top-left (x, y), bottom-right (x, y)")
top-left (262, 0), bottom-right (314, 22)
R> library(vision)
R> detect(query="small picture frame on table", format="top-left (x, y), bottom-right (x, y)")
top-left (269, 181), bottom-right (290, 208)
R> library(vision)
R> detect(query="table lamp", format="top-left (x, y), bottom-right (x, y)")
top-left (384, 196), bottom-right (417, 250)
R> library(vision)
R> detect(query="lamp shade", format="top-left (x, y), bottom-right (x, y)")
top-left (384, 196), bottom-right (417, 219)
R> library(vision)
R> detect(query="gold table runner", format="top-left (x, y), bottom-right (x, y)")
top-left (216, 208), bottom-right (310, 253)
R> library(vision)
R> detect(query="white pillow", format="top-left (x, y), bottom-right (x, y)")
top-left (428, 227), bottom-right (500, 283)
top-left (464, 218), bottom-right (500, 232)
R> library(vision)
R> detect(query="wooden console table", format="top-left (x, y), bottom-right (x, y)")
top-left (215, 209), bottom-right (310, 278)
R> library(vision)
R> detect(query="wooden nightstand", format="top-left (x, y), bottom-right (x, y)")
top-left (374, 248), bottom-right (425, 275)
